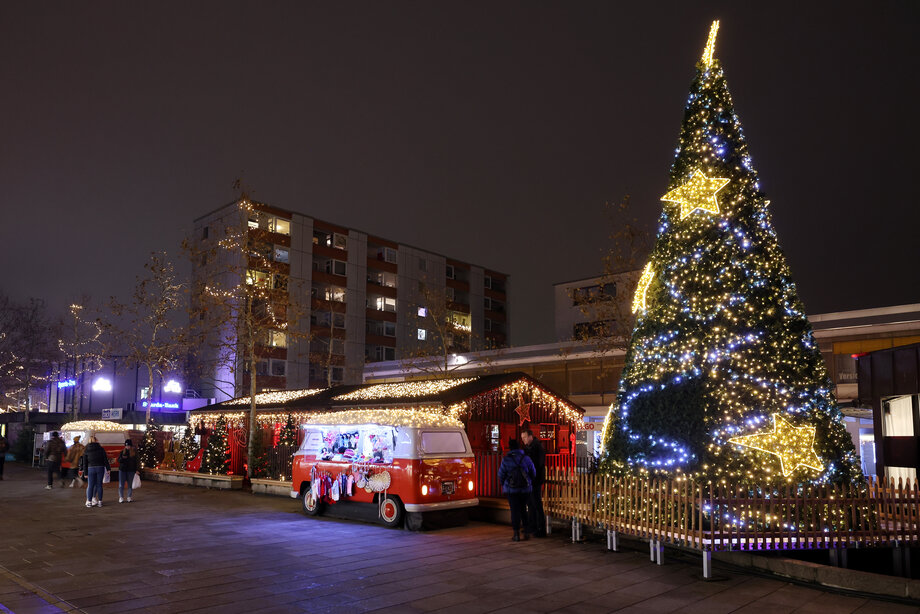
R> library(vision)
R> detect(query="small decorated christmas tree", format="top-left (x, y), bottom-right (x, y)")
top-left (139, 418), bottom-right (161, 469)
top-left (600, 22), bottom-right (861, 487)
top-left (249, 426), bottom-right (269, 479)
top-left (178, 420), bottom-right (199, 468)
top-left (200, 415), bottom-right (231, 475)
top-left (278, 413), bottom-right (298, 448)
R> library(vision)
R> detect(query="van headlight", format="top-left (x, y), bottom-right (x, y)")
top-left (421, 484), bottom-right (429, 496)
top-left (468, 480), bottom-right (474, 491)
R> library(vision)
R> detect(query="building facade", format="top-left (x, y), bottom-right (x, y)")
top-left (192, 200), bottom-right (509, 401)
top-left (553, 271), bottom-right (639, 343)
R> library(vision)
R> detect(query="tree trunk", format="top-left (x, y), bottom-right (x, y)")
top-left (145, 364), bottom-right (155, 424)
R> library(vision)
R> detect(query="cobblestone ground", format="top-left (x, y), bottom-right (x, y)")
top-left (0, 462), bottom-right (916, 614)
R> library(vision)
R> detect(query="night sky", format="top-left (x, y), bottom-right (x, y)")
top-left (2, 2), bottom-right (918, 346)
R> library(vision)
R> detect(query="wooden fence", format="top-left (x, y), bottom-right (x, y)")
top-left (543, 469), bottom-right (920, 575)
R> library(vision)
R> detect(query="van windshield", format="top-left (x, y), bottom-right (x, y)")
top-left (420, 431), bottom-right (466, 454)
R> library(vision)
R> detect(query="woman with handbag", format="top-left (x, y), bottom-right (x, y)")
top-left (83, 436), bottom-right (110, 508)
top-left (117, 440), bottom-right (138, 503)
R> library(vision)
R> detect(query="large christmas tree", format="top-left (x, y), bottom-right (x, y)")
top-left (601, 22), bottom-right (861, 486)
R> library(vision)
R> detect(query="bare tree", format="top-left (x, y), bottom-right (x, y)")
top-left (0, 296), bottom-right (57, 417)
top-left (187, 192), bottom-right (310, 478)
top-left (58, 300), bottom-right (105, 421)
top-left (399, 281), bottom-right (497, 377)
top-left (109, 251), bottom-right (189, 424)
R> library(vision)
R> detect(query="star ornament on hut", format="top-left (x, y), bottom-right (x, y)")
top-left (514, 392), bottom-right (532, 426)
top-left (728, 413), bottom-right (824, 477)
top-left (661, 167), bottom-right (730, 220)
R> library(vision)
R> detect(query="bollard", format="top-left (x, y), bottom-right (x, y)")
top-left (607, 529), bottom-right (619, 552)
top-left (702, 549), bottom-right (712, 579)
top-left (546, 514), bottom-right (552, 536)
top-left (829, 549), bottom-right (839, 567)
top-left (893, 541), bottom-right (904, 577)
top-left (571, 519), bottom-right (583, 543)
top-left (655, 540), bottom-right (664, 565)
top-left (649, 540), bottom-right (656, 562)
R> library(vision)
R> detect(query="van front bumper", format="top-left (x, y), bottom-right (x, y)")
top-left (403, 498), bottom-right (479, 512)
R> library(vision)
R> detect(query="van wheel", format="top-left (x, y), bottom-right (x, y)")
top-left (405, 511), bottom-right (424, 531)
top-left (302, 488), bottom-right (324, 516)
top-left (379, 495), bottom-right (404, 528)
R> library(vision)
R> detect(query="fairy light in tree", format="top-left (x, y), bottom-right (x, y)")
top-left (660, 167), bottom-right (730, 220)
top-left (728, 413), bottom-right (824, 477)
top-left (632, 263), bottom-right (655, 314)
top-left (599, 22), bottom-right (862, 487)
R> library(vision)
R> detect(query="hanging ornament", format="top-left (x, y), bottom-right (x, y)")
top-left (514, 392), bottom-right (532, 426)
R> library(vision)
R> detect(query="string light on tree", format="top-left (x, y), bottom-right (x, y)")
top-left (728, 413), bottom-right (824, 477)
top-left (599, 21), bottom-right (862, 487)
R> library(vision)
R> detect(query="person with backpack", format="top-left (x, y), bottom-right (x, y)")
top-left (498, 438), bottom-right (536, 542)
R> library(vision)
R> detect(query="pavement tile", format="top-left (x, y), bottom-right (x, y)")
top-left (0, 462), bottom-right (911, 614)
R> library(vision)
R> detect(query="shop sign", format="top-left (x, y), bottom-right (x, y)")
top-left (101, 408), bottom-right (123, 420)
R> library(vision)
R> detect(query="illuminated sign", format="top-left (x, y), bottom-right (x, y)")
top-left (57, 379), bottom-right (76, 389)
top-left (163, 380), bottom-right (182, 394)
top-left (92, 378), bottom-right (112, 392)
top-left (142, 401), bottom-right (180, 410)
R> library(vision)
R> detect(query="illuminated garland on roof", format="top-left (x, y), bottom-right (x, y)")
top-left (305, 408), bottom-right (463, 429)
top-left (223, 388), bottom-right (326, 406)
top-left (61, 420), bottom-right (127, 433)
top-left (333, 378), bottom-right (475, 401)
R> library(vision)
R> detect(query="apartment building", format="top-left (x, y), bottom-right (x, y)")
top-left (553, 270), bottom-right (640, 342)
top-left (192, 200), bottom-right (509, 401)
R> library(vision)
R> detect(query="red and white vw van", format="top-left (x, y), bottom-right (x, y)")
top-left (291, 410), bottom-right (478, 529)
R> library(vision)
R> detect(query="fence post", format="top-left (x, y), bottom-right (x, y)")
top-left (607, 529), bottom-right (619, 552)
top-left (702, 549), bottom-right (712, 579)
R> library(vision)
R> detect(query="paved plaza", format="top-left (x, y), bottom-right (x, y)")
top-left (0, 462), bottom-right (915, 614)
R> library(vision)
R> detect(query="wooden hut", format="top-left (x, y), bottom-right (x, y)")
top-left (189, 372), bottom-right (585, 497)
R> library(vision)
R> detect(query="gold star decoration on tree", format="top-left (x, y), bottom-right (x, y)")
top-left (632, 262), bottom-right (655, 314)
top-left (514, 392), bottom-right (532, 426)
top-left (661, 167), bottom-right (731, 220)
top-left (728, 413), bottom-right (824, 477)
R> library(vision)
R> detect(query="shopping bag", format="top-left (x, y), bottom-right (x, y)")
top-left (132, 473), bottom-right (142, 489)
top-left (102, 469), bottom-right (111, 483)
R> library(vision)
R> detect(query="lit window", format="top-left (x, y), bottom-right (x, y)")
top-left (375, 297), bottom-right (397, 312)
top-left (273, 219), bottom-right (291, 235)
top-left (269, 330), bottom-right (287, 348)
top-left (417, 307), bottom-right (428, 317)
top-left (417, 328), bottom-right (427, 340)
top-left (248, 216), bottom-right (260, 229)
top-left (325, 287), bottom-right (346, 302)
top-left (247, 270), bottom-right (270, 287)
top-left (333, 233), bottom-right (348, 250)
top-left (274, 246), bottom-right (290, 263)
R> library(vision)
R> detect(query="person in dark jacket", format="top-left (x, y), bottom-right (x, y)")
top-left (498, 438), bottom-right (536, 542)
top-left (43, 431), bottom-right (67, 489)
top-left (117, 440), bottom-right (138, 503)
top-left (521, 428), bottom-right (547, 537)
top-left (82, 436), bottom-right (110, 508)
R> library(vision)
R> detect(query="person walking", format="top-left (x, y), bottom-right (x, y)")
top-left (43, 431), bottom-right (67, 489)
top-left (521, 428), bottom-right (547, 538)
top-left (83, 436), bottom-right (110, 508)
top-left (117, 440), bottom-right (138, 503)
top-left (0, 434), bottom-right (9, 480)
top-left (65, 436), bottom-right (86, 487)
top-left (498, 438), bottom-right (536, 542)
